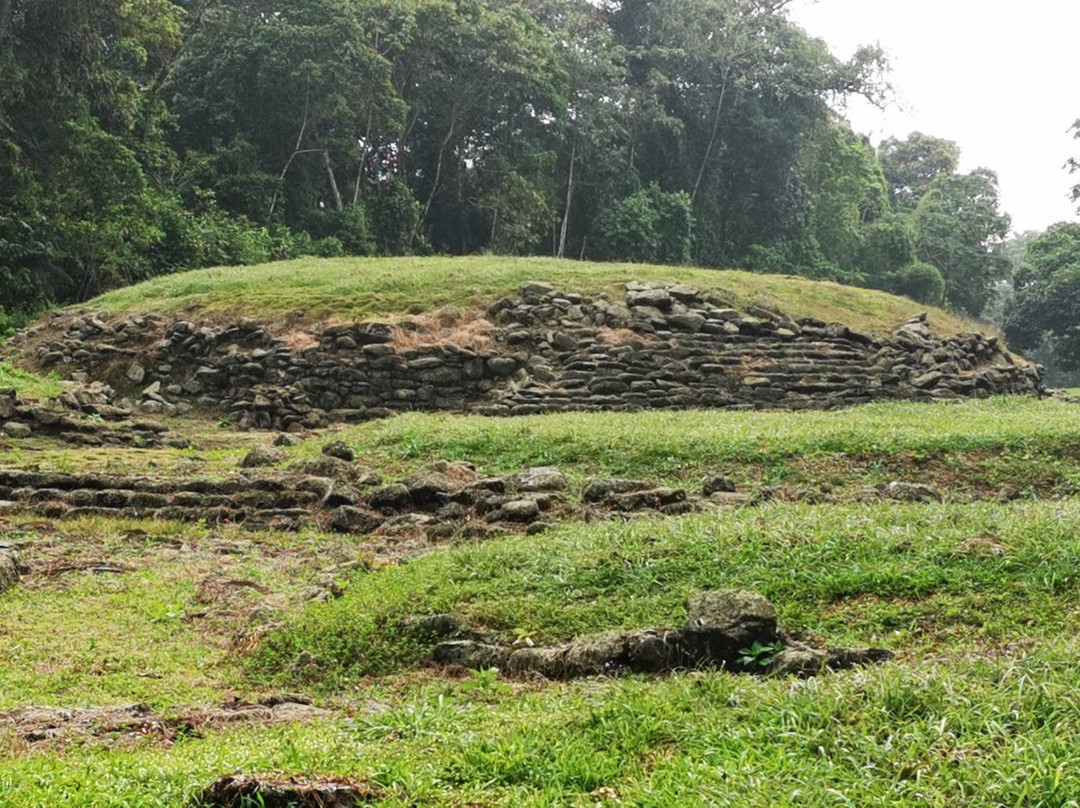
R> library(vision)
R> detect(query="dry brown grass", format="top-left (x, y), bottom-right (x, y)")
top-left (279, 329), bottom-right (319, 352)
top-left (596, 327), bottom-right (658, 348)
top-left (389, 308), bottom-right (497, 352)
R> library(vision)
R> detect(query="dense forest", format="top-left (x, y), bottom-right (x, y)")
top-left (0, 0), bottom-right (1074, 365)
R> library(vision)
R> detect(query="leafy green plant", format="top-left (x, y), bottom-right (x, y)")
top-left (737, 641), bottom-right (784, 669)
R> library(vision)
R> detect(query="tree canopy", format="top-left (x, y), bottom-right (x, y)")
top-left (0, 0), bottom-right (1019, 329)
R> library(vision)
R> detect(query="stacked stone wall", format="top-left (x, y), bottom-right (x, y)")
top-left (9, 281), bottom-right (1043, 429)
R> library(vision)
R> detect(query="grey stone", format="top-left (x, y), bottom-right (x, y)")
top-left (582, 478), bottom-right (651, 502)
top-left (364, 483), bottom-right (412, 512)
top-left (0, 547), bottom-right (24, 594)
top-left (668, 313), bottom-right (706, 332)
top-left (684, 590), bottom-right (779, 667)
top-left (770, 647), bottom-right (826, 677)
top-left (490, 498), bottom-right (541, 523)
top-left (327, 506), bottom-right (383, 534)
top-left (402, 613), bottom-right (469, 638)
top-left (289, 456), bottom-right (356, 481)
top-left (434, 640), bottom-right (511, 670)
top-left (2, 422), bottom-right (32, 439)
top-left (626, 288), bottom-right (673, 310)
top-left (399, 465), bottom-right (464, 507)
top-left (610, 487), bottom-right (686, 511)
top-left (486, 357), bottom-right (519, 377)
top-left (321, 439), bottom-right (355, 462)
top-left (702, 475), bottom-right (737, 495)
top-left (512, 467), bottom-right (567, 492)
top-left (240, 446), bottom-right (285, 468)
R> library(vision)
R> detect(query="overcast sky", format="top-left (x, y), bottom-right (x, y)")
top-left (787, 0), bottom-right (1080, 234)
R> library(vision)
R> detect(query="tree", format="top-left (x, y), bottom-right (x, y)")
top-left (608, 0), bottom-right (889, 268)
top-left (912, 168), bottom-right (1010, 316)
top-left (395, 0), bottom-right (560, 252)
top-left (885, 261), bottom-right (945, 306)
top-left (879, 132), bottom-right (960, 211)
top-left (167, 0), bottom-right (408, 232)
top-left (793, 118), bottom-right (890, 282)
top-left (0, 0), bottom-right (187, 311)
top-left (1006, 222), bottom-right (1080, 370)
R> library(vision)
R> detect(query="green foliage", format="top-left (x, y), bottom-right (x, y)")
top-left (368, 180), bottom-right (424, 255)
top-left (913, 169), bottom-right (1011, 316)
top-left (0, 0), bottom-right (1016, 315)
top-left (879, 132), bottom-right (961, 210)
top-left (858, 216), bottom-right (917, 285)
top-left (1006, 222), bottom-right (1080, 370)
top-left (593, 184), bottom-right (693, 264)
top-left (480, 172), bottom-right (552, 255)
top-left (796, 119), bottom-right (891, 283)
top-left (737, 641), bottom-right (784, 669)
top-left (886, 261), bottom-right (946, 306)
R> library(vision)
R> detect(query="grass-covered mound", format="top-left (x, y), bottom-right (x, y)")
top-left (87, 256), bottom-right (984, 336)
top-left (252, 500), bottom-right (1080, 689)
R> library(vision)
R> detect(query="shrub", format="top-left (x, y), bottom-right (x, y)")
top-left (593, 184), bottom-right (693, 265)
top-left (887, 261), bottom-right (946, 306)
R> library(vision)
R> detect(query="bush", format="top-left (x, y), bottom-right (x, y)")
top-left (593, 184), bottom-right (693, 265)
top-left (369, 180), bottom-right (424, 255)
top-left (887, 261), bottom-right (946, 306)
top-left (859, 217), bottom-right (917, 288)
top-left (313, 236), bottom-right (345, 257)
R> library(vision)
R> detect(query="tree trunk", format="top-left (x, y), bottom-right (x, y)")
top-left (268, 113), bottom-right (311, 220)
top-left (324, 150), bottom-right (344, 212)
top-left (353, 108), bottom-right (374, 205)
top-left (691, 69), bottom-right (731, 206)
top-left (557, 139), bottom-right (576, 259)
top-left (413, 113), bottom-right (457, 245)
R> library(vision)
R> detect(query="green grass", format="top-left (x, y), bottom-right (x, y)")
top-left (87, 256), bottom-right (984, 336)
top-left (6, 397), bottom-right (1080, 806)
top-left (4, 649), bottom-right (1080, 805)
top-left (253, 500), bottom-right (1080, 688)
top-left (316, 396), bottom-right (1080, 490)
top-left (0, 361), bottom-right (63, 400)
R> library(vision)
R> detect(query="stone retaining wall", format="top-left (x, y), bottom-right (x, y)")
top-left (10, 281), bottom-right (1043, 429)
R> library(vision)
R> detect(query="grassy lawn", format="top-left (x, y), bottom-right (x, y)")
top-left (333, 396), bottom-right (1080, 478)
top-left (5, 653), bottom-right (1080, 806)
top-left (3, 397), bottom-right (1080, 805)
top-left (87, 256), bottom-right (986, 336)
top-left (253, 500), bottom-right (1080, 686)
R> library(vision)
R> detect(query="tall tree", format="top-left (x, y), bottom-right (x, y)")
top-left (912, 168), bottom-right (1010, 316)
top-left (166, 0), bottom-right (407, 232)
top-left (1006, 222), bottom-right (1080, 370)
top-left (0, 0), bottom-right (185, 312)
top-left (879, 132), bottom-right (960, 211)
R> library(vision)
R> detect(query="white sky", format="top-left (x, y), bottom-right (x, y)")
top-left (787, 0), bottom-right (1080, 234)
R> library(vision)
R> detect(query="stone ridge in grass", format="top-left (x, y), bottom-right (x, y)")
top-left (85, 256), bottom-right (987, 337)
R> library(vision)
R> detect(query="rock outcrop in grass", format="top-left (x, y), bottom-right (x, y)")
top-left (427, 590), bottom-right (893, 679)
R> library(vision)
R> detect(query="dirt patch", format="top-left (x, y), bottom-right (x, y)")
top-left (0, 698), bottom-right (333, 749)
top-left (201, 774), bottom-right (382, 807)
